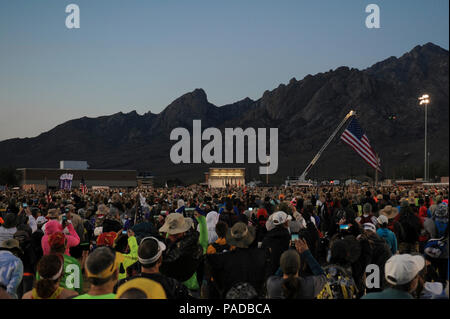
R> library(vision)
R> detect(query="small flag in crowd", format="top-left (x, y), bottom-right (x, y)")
top-left (80, 177), bottom-right (88, 194)
top-left (340, 118), bottom-right (381, 171)
top-left (45, 177), bottom-right (52, 203)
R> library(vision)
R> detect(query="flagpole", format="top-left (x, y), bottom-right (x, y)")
top-left (375, 154), bottom-right (379, 187)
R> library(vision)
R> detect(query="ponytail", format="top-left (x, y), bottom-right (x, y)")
top-left (36, 278), bottom-right (59, 299)
top-left (281, 275), bottom-right (301, 299)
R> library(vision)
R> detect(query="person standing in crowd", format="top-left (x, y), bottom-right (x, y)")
top-left (115, 236), bottom-right (190, 299)
top-left (362, 254), bottom-right (425, 299)
top-left (31, 216), bottom-right (46, 261)
top-left (358, 223), bottom-right (392, 294)
top-left (206, 211), bottom-right (220, 244)
top-left (397, 200), bottom-right (423, 254)
top-left (0, 239), bottom-right (23, 299)
top-left (266, 239), bottom-right (326, 299)
top-left (317, 235), bottom-right (360, 299)
top-left (262, 211), bottom-right (291, 275)
top-left (13, 227), bottom-right (37, 298)
top-left (64, 204), bottom-right (85, 258)
top-left (361, 190), bottom-right (378, 214)
top-left (36, 232), bottom-right (83, 294)
top-left (22, 254), bottom-right (78, 299)
top-left (355, 203), bottom-right (378, 226)
top-left (219, 200), bottom-right (239, 227)
top-left (376, 215), bottom-right (398, 255)
top-left (158, 213), bottom-right (204, 287)
top-left (207, 221), bottom-right (234, 255)
top-left (41, 218), bottom-right (80, 256)
top-left (96, 229), bottom-right (138, 281)
top-left (255, 208), bottom-right (268, 244)
top-left (0, 213), bottom-right (17, 244)
top-left (74, 246), bottom-right (122, 299)
top-left (206, 222), bottom-right (271, 298)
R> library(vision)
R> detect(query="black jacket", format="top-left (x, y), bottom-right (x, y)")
top-left (160, 230), bottom-right (203, 283)
top-left (206, 247), bottom-right (272, 298)
top-left (261, 226), bottom-right (290, 275)
top-left (102, 218), bottom-right (123, 233)
top-left (219, 210), bottom-right (239, 228)
top-left (398, 212), bottom-right (422, 244)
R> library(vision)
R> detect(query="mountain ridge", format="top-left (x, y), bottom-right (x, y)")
top-left (1, 42), bottom-right (448, 183)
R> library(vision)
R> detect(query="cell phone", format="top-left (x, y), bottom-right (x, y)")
top-left (340, 224), bottom-right (350, 230)
top-left (22, 203), bottom-right (28, 208)
top-left (122, 230), bottom-right (127, 234)
top-left (119, 192), bottom-right (123, 196)
top-left (248, 207), bottom-right (253, 211)
top-left (62, 215), bottom-right (67, 221)
top-left (291, 234), bottom-right (299, 241)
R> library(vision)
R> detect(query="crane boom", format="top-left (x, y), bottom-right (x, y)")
top-left (298, 110), bottom-right (356, 182)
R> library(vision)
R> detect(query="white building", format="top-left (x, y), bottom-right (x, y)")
top-left (205, 168), bottom-right (245, 188)
top-left (60, 161), bottom-right (89, 170)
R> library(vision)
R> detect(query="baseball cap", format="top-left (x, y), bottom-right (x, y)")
top-left (385, 254), bottom-right (425, 285)
top-left (271, 211), bottom-right (292, 226)
top-left (363, 223), bottom-right (377, 233)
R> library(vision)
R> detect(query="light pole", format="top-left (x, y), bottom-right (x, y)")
top-left (419, 94), bottom-right (430, 181)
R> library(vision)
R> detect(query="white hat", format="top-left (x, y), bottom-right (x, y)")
top-left (385, 254), bottom-right (425, 285)
top-left (94, 226), bottom-right (103, 237)
top-left (36, 216), bottom-right (48, 225)
top-left (363, 223), bottom-right (377, 233)
top-left (423, 282), bottom-right (443, 296)
top-left (377, 215), bottom-right (389, 225)
top-left (271, 211), bottom-right (292, 226)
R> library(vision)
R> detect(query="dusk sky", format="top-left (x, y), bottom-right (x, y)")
top-left (0, 0), bottom-right (448, 141)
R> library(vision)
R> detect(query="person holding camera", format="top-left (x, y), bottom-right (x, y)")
top-left (266, 238), bottom-right (326, 299)
top-left (41, 212), bottom-right (80, 257)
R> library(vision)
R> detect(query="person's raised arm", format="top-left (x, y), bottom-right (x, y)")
top-left (294, 239), bottom-right (324, 276)
top-left (65, 221), bottom-right (80, 247)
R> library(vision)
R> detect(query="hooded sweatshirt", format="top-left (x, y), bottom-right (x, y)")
top-left (206, 211), bottom-right (219, 244)
top-left (41, 220), bottom-right (80, 256)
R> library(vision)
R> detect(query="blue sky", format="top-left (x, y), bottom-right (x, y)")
top-left (0, 0), bottom-right (448, 140)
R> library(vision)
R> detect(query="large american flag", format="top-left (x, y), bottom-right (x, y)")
top-left (340, 118), bottom-right (381, 171)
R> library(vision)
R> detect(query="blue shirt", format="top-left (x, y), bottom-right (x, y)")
top-left (0, 250), bottom-right (23, 299)
top-left (377, 228), bottom-right (398, 255)
top-left (362, 288), bottom-right (414, 299)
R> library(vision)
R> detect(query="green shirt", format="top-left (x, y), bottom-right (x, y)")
top-left (36, 254), bottom-right (83, 294)
top-left (118, 236), bottom-right (139, 281)
top-left (74, 293), bottom-right (116, 299)
top-left (196, 215), bottom-right (208, 254)
top-left (361, 288), bottom-right (414, 299)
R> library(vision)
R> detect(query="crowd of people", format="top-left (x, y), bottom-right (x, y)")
top-left (0, 183), bottom-right (448, 299)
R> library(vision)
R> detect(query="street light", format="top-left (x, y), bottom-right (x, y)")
top-left (418, 94), bottom-right (430, 181)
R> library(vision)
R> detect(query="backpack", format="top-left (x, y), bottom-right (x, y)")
top-left (360, 214), bottom-right (374, 225)
top-left (211, 242), bottom-right (231, 254)
top-left (433, 204), bottom-right (448, 238)
top-left (317, 264), bottom-right (358, 299)
top-left (424, 237), bottom-right (448, 259)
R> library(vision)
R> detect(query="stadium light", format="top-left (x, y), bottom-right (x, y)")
top-left (418, 94), bottom-right (431, 181)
